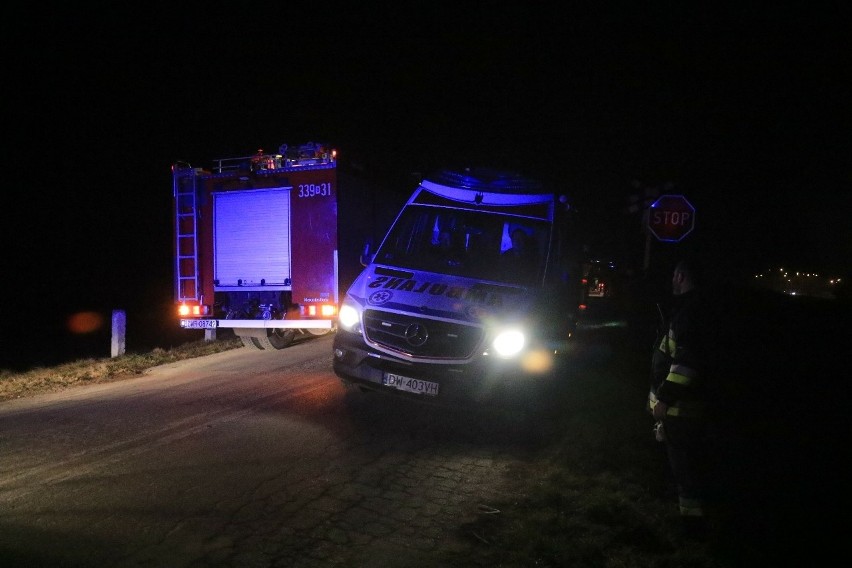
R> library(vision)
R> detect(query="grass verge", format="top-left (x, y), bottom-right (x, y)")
top-left (0, 338), bottom-right (243, 402)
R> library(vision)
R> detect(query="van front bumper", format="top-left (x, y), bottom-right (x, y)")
top-left (332, 330), bottom-right (561, 404)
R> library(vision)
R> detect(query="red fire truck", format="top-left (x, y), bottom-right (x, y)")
top-left (172, 142), bottom-right (338, 350)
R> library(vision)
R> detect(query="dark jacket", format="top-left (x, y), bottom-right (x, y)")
top-left (649, 290), bottom-right (710, 419)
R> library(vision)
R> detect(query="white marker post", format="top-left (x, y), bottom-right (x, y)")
top-left (111, 309), bottom-right (126, 358)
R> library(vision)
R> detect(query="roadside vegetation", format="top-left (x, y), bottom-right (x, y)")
top-left (0, 337), bottom-right (242, 402)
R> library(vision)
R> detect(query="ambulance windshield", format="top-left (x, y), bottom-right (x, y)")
top-left (373, 205), bottom-right (548, 286)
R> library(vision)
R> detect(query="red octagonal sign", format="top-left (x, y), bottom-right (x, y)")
top-left (648, 194), bottom-right (696, 242)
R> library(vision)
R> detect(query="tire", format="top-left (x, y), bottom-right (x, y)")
top-left (240, 336), bottom-right (262, 349)
top-left (254, 328), bottom-right (297, 350)
top-left (305, 328), bottom-right (332, 336)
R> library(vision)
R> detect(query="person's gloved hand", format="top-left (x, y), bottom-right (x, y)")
top-left (652, 400), bottom-right (668, 421)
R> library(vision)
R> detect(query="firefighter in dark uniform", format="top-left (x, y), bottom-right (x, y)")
top-left (649, 258), bottom-right (712, 538)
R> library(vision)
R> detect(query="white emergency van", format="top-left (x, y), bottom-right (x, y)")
top-left (332, 168), bottom-right (582, 404)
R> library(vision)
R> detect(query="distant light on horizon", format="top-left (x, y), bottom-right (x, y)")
top-left (754, 267), bottom-right (841, 299)
top-left (67, 311), bottom-right (105, 334)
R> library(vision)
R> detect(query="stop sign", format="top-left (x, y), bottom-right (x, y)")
top-left (648, 194), bottom-right (696, 242)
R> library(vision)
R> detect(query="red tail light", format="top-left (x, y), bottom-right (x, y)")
top-left (177, 303), bottom-right (209, 317)
top-left (302, 304), bottom-right (337, 318)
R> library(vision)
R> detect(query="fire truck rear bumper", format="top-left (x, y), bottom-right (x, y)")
top-left (182, 319), bottom-right (334, 330)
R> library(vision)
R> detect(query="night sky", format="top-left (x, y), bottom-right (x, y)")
top-left (2, 3), bottom-right (849, 369)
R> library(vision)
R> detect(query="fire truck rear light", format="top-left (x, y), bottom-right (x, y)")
top-left (178, 304), bottom-right (210, 317)
top-left (300, 304), bottom-right (336, 318)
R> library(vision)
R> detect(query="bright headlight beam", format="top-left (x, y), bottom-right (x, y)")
top-left (493, 329), bottom-right (525, 357)
top-left (338, 304), bottom-right (360, 329)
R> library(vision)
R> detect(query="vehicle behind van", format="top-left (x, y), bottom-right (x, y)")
top-left (332, 168), bottom-right (582, 404)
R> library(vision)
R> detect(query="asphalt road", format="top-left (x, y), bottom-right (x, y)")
top-left (0, 334), bottom-right (557, 567)
top-left (2, 291), bottom-right (847, 566)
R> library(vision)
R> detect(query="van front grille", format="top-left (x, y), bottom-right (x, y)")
top-left (363, 309), bottom-right (482, 359)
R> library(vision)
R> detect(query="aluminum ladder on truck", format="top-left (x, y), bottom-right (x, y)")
top-left (173, 167), bottom-right (200, 306)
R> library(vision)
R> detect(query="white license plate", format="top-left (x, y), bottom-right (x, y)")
top-left (180, 319), bottom-right (217, 329)
top-left (382, 372), bottom-right (440, 396)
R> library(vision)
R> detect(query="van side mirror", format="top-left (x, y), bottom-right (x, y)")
top-left (359, 240), bottom-right (374, 267)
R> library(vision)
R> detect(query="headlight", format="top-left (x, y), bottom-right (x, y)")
top-left (492, 329), bottom-right (525, 358)
top-left (338, 303), bottom-right (360, 331)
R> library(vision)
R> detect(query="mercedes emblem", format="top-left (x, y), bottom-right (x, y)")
top-left (404, 323), bottom-right (429, 347)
